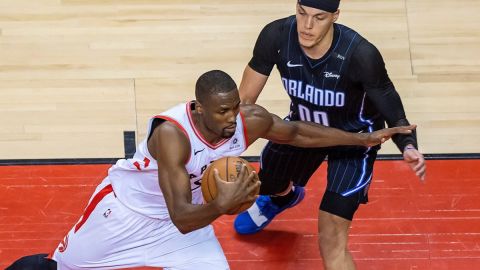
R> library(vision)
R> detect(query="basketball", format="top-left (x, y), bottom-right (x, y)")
top-left (201, 156), bottom-right (259, 215)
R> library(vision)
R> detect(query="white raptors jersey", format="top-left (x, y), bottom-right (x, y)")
top-left (109, 102), bottom-right (248, 220)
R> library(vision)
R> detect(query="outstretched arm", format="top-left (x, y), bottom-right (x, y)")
top-left (243, 105), bottom-right (415, 148)
top-left (267, 113), bottom-right (414, 148)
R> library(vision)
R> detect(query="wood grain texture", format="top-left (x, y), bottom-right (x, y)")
top-left (0, 0), bottom-right (478, 159)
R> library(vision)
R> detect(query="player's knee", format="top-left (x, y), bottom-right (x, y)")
top-left (6, 254), bottom-right (57, 270)
top-left (258, 170), bottom-right (291, 195)
top-left (318, 224), bottom-right (344, 246)
top-left (318, 223), bottom-right (348, 261)
top-left (318, 191), bottom-right (359, 252)
top-left (320, 190), bottom-right (361, 221)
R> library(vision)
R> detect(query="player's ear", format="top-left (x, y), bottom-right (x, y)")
top-left (332, 9), bottom-right (340, 22)
top-left (195, 100), bottom-right (204, 114)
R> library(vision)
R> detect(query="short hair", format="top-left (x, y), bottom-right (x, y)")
top-left (195, 70), bottom-right (237, 104)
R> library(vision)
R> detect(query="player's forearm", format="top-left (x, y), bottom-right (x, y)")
top-left (391, 118), bottom-right (418, 152)
top-left (366, 85), bottom-right (417, 151)
top-left (169, 202), bottom-right (224, 234)
top-left (161, 170), bottom-right (224, 234)
top-left (239, 66), bottom-right (268, 104)
top-left (286, 122), bottom-right (366, 148)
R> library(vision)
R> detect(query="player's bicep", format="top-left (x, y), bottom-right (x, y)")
top-left (351, 41), bottom-right (405, 121)
top-left (352, 40), bottom-right (390, 89)
top-left (149, 124), bottom-right (192, 211)
top-left (262, 113), bottom-right (298, 143)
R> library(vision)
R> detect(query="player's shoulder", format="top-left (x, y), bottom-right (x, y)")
top-left (336, 26), bottom-right (380, 58)
top-left (350, 36), bottom-right (383, 65)
top-left (265, 16), bottom-right (291, 28)
top-left (240, 104), bottom-right (273, 129)
top-left (240, 103), bottom-right (270, 119)
top-left (240, 104), bottom-right (274, 140)
top-left (260, 16), bottom-right (293, 36)
top-left (356, 39), bottom-right (379, 54)
top-left (334, 23), bottom-right (375, 53)
top-left (147, 118), bottom-right (190, 161)
top-left (150, 119), bottom-right (189, 144)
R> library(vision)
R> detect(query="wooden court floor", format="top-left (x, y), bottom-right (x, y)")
top-left (1, 160), bottom-right (479, 269)
top-left (1, 0), bottom-right (479, 159)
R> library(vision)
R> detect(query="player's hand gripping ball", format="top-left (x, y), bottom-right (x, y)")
top-left (201, 156), bottom-right (259, 214)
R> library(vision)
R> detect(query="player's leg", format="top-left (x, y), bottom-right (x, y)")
top-left (318, 146), bottom-right (378, 270)
top-left (234, 142), bottom-right (327, 234)
top-left (51, 179), bottom-right (156, 269)
top-left (318, 193), bottom-right (358, 270)
top-left (151, 225), bottom-right (229, 270)
top-left (6, 254), bottom-right (57, 270)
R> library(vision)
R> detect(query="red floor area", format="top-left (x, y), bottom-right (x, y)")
top-left (1, 160), bottom-right (479, 269)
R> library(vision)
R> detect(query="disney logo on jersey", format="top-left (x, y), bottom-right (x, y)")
top-left (323, 71), bottom-right (340, 79)
top-left (282, 78), bottom-right (345, 107)
top-left (229, 137), bottom-right (241, 151)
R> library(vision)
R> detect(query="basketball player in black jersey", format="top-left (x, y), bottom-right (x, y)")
top-left (234, 1), bottom-right (427, 269)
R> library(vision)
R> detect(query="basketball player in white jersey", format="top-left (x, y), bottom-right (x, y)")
top-left (7, 70), bottom-right (414, 270)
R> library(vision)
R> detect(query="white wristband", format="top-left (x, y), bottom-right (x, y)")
top-left (404, 145), bottom-right (416, 152)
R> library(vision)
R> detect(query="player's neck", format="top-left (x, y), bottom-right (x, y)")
top-left (301, 25), bottom-right (334, 59)
top-left (190, 111), bottom-right (224, 145)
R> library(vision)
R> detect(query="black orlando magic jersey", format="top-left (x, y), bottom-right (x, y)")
top-left (280, 19), bottom-right (382, 132)
top-left (248, 16), bottom-right (417, 150)
top-left (253, 16), bottom-right (383, 132)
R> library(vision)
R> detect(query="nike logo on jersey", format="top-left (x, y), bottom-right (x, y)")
top-left (287, 60), bottom-right (303, 68)
top-left (194, 148), bottom-right (205, 155)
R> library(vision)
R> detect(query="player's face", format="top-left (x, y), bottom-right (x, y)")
top-left (296, 4), bottom-right (339, 49)
top-left (201, 90), bottom-right (241, 139)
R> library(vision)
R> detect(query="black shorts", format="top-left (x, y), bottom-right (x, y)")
top-left (258, 142), bottom-right (379, 219)
top-left (6, 254), bottom-right (57, 270)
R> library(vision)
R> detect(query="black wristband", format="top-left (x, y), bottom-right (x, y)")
top-left (391, 118), bottom-right (418, 152)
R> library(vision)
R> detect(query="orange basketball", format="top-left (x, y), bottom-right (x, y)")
top-left (201, 156), bottom-right (259, 215)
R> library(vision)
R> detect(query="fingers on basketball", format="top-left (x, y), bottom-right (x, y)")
top-left (201, 156), bottom-right (260, 215)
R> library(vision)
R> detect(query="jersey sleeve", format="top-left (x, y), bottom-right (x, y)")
top-left (247, 18), bottom-right (285, 76)
top-left (349, 40), bottom-right (418, 152)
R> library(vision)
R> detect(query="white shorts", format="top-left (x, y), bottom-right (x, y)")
top-left (50, 179), bottom-right (229, 270)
